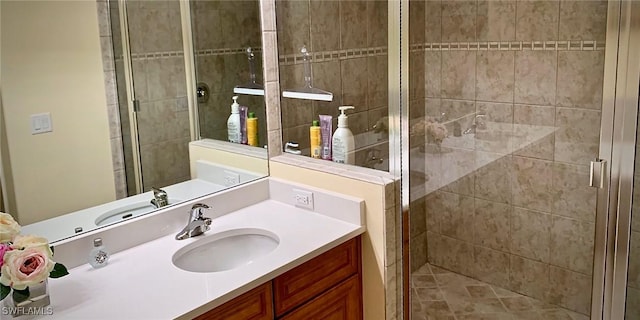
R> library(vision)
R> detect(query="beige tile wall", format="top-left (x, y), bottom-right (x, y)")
top-left (191, 0), bottom-right (268, 146)
top-left (410, 0), bottom-right (608, 316)
top-left (275, 0), bottom-right (389, 166)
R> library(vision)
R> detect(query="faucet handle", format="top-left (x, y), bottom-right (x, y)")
top-left (152, 187), bottom-right (167, 198)
top-left (474, 113), bottom-right (487, 129)
top-left (150, 187), bottom-right (169, 208)
top-left (190, 203), bottom-right (210, 219)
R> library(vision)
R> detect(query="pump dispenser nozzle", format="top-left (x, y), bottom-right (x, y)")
top-left (231, 96), bottom-right (239, 113)
top-left (338, 106), bottom-right (355, 114)
top-left (337, 106), bottom-right (355, 128)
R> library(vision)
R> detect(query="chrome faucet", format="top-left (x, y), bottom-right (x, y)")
top-left (175, 204), bottom-right (212, 240)
top-left (372, 116), bottom-right (389, 134)
top-left (363, 148), bottom-right (384, 168)
top-left (150, 187), bottom-right (169, 209)
top-left (463, 114), bottom-right (487, 135)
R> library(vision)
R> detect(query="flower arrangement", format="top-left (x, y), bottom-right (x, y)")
top-left (411, 116), bottom-right (449, 145)
top-left (0, 212), bottom-right (68, 304)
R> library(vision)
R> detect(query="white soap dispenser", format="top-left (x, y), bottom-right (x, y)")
top-left (227, 96), bottom-right (241, 143)
top-left (332, 106), bottom-right (355, 164)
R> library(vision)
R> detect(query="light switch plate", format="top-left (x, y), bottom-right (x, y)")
top-left (31, 113), bottom-right (53, 134)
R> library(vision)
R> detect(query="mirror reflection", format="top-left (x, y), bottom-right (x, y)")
top-left (274, 0), bottom-right (390, 171)
top-left (0, 0), bottom-right (268, 244)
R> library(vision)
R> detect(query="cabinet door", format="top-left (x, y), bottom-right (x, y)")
top-left (194, 282), bottom-right (273, 320)
top-left (280, 275), bottom-right (362, 320)
top-left (274, 238), bottom-right (360, 316)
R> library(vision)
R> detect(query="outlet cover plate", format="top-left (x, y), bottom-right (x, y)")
top-left (223, 171), bottom-right (241, 187)
top-left (292, 189), bottom-right (314, 210)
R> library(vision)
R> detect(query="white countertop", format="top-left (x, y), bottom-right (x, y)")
top-left (23, 179), bottom-right (227, 244)
top-left (44, 199), bottom-right (365, 320)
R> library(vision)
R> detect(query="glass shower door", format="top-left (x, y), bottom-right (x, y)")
top-left (613, 2), bottom-right (640, 318)
top-left (121, 0), bottom-right (192, 192)
top-left (405, 1), bottom-right (614, 319)
top-left (625, 97), bottom-right (640, 317)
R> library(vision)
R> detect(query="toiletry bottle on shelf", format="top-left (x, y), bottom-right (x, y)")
top-left (227, 96), bottom-right (241, 143)
top-left (247, 112), bottom-right (258, 146)
top-left (310, 120), bottom-right (321, 158)
top-left (89, 238), bottom-right (110, 268)
top-left (319, 115), bottom-right (333, 160)
top-left (240, 106), bottom-right (248, 144)
top-left (332, 106), bottom-right (355, 164)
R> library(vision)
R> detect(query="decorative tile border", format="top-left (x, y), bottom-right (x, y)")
top-left (130, 50), bottom-right (184, 60)
top-left (194, 47), bottom-right (262, 57)
top-left (278, 46), bottom-right (388, 66)
top-left (411, 40), bottom-right (605, 52)
top-left (276, 40), bottom-right (603, 66)
top-left (115, 47), bottom-right (263, 62)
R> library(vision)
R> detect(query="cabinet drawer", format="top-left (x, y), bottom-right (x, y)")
top-left (195, 282), bottom-right (273, 320)
top-left (273, 237), bottom-right (360, 317)
top-left (280, 274), bottom-right (362, 320)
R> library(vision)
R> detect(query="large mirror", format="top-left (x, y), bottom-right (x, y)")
top-left (0, 0), bottom-right (268, 244)
top-left (274, 0), bottom-right (390, 172)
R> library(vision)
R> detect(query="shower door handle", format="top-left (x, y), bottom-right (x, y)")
top-left (590, 159), bottom-right (606, 188)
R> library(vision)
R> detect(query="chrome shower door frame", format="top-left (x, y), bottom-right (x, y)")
top-left (606, 1), bottom-right (640, 319)
top-left (117, 0), bottom-right (143, 194)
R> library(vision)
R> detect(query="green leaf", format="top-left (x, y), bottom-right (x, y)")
top-left (49, 263), bottom-right (69, 278)
top-left (12, 287), bottom-right (29, 303)
top-left (0, 284), bottom-right (9, 301)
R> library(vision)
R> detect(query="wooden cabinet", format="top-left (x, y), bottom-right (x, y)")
top-left (280, 275), bottom-right (362, 320)
top-left (273, 238), bottom-right (360, 317)
top-left (195, 237), bottom-right (362, 320)
top-left (194, 282), bottom-right (273, 320)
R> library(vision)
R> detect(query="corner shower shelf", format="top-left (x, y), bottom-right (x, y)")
top-left (234, 47), bottom-right (265, 97)
top-left (282, 46), bottom-right (333, 102)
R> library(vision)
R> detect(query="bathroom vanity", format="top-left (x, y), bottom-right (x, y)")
top-left (198, 237), bottom-right (361, 319)
top-left (40, 178), bottom-right (365, 319)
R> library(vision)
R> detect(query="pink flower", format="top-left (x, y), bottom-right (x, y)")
top-left (0, 244), bottom-right (11, 267)
top-left (0, 245), bottom-right (54, 290)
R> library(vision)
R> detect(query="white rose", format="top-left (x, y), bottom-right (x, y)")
top-left (0, 212), bottom-right (20, 243)
top-left (11, 235), bottom-right (50, 250)
top-left (0, 245), bottom-right (55, 290)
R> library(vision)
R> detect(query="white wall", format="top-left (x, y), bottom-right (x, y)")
top-left (1, 1), bottom-right (115, 224)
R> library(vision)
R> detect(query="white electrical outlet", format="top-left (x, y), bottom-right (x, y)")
top-left (223, 171), bottom-right (240, 186)
top-left (293, 189), bottom-right (314, 210)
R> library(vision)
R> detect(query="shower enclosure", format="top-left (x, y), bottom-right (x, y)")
top-left (105, 0), bottom-right (266, 195)
top-left (109, 0), bottom-right (192, 195)
top-left (397, 1), bottom-right (640, 319)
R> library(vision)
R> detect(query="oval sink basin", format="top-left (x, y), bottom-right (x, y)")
top-left (95, 199), bottom-right (182, 226)
top-left (172, 228), bottom-right (279, 273)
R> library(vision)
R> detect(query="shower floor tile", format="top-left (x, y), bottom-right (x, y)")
top-left (411, 263), bottom-right (589, 320)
